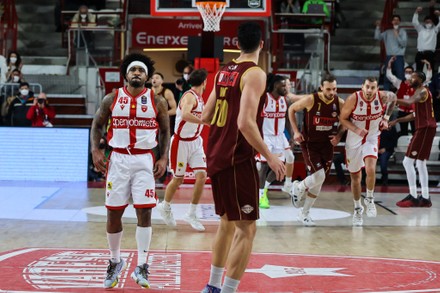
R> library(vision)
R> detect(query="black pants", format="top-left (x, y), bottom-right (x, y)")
top-left (415, 51), bottom-right (435, 72)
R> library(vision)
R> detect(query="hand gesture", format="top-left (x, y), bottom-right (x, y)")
top-left (375, 20), bottom-right (381, 27)
top-left (435, 10), bottom-right (440, 16)
top-left (388, 56), bottom-right (396, 66)
top-left (388, 119), bottom-right (397, 128)
top-left (416, 7), bottom-right (423, 13)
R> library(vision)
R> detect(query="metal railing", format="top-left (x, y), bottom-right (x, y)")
top-left (0, 82), bottom-right (43, 99)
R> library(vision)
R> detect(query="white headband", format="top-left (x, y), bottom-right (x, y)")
top-left (127, 61), bottom-right (148, 75)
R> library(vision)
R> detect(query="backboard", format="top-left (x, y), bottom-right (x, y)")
top-left (151, 0), bottom-right (271, 17)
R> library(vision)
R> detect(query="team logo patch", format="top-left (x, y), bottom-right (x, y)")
top-left (332, 111), bottom-right (337, 117)
top-left (141, 95), bottom-right (148, 104)
top-left (228, 64), bottom-right (238, 70)
top-left (412, 151), bottom-right (418, 156)
top-left (141, 105), bottom-right (148, 112)
top-left (241, 205), bottom-right (254, 214)
top-left (332, 103), bottom-right (337, 110)
top-left (374, 147), bottom-right (377, 152)
top-left (120, 104), bottom-right (125, 110)
top-left (107, 182), bottom-right (112, 190)
top-left (178, 162), bottom-right (184, 168)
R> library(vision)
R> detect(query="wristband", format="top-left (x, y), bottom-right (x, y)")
top-left (383, 115), bottom-right (390, 121)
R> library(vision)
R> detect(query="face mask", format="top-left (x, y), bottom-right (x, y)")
top-left (80, 14), bottom-right (87, 19)
top-left (20, 89), bottom-right (29, 96)
top-left (183, 73), bottom-right (189, 81)
top-left (393, 25), bottom-right (399, 29)
top-left (405, 74), bottom-right (412, 80)
top-left (426, 23), bottom-right (433, 29)
top-left (13, 75), bottom-right (19, 82)
top-left (10, 57), bottom-right (17, 64)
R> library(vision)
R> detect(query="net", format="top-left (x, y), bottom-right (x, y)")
top-left (196, 1), bottom-right (226, 32)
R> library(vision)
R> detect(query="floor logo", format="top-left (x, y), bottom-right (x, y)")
top-left (1, 248), bottom-right (440, 292)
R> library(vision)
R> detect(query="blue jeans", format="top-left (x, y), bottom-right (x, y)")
top-left (383, 55), bottom-right (405, 90)
top-left (379, 151), bottom-right (393, 177)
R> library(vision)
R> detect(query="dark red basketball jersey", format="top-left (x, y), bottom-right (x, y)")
top-left (302, 92), bottom-right (340, 143)
top-left (414, 87), bottom-right (436, 129)
top-left (207, 60), bottom-right (265, 177)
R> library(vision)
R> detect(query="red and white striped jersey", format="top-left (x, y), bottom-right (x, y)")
top-left (262, 93), bottom-right (288, 136)
top-left (346, 90), bottom-right (384, 147)
top-left (174, 89), bottom-right (204, 140)
top-left (107, 87), bottom-right (158, 149)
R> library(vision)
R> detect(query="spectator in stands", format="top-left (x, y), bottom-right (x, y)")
top-left (302, 0), bottom-right (330, 25)
top-left (428, 71), bottom-right (440, 121)
top-left (280, 0), bottom-right (302, 13)
top-left (386, 57), bottom-right (432, 135)
top-left (71, 5), bottom-right (96, 49)
top-left (412, 6), bottom-right (440, 72)
top-left (26, 92), bottom-right (56, 127)
top-left (151, 72), bottom-right (177, 135)
top-left (374, 15), bottom-right (407, 90)
top-left (175, 64), bottom-right (193, 104)
top-left (5, 51), bottom-right (23, 82)
top-left (378, 126), bottom-right (397, 186)
top-left (5, 82), bottom-right (35, 126)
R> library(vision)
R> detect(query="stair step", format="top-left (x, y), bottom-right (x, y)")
top-left (53, 105), bottom-right (87, 115)
top-left (54, 114), bottom-right (93, 128)
top-left (47, 94), bottom-right (86, 105)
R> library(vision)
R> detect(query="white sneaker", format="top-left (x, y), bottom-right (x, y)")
top-left (290, 180), bottom-right (305, 208)
top-left (183, 213), bottom-right (205, 231)
top-left (281, 181), bottom-right (293, 194)
top-left (364, 197), bottom-right (377, 217)
top-left (298, 209), bottom-right (316, 227)
top-left (352, 206), bottom-right (364, 226)
top-left (156, 202), bottom-right (176, 226)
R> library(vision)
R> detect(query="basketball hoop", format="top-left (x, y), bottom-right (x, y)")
top-left (196, 1), bottom-right (226, 32)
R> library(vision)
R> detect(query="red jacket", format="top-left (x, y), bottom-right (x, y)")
top-left (26, 104), bottom-right (56, 127)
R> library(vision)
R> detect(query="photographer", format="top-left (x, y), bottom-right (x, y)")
top-left (26, 92), bottom-right (55, 127)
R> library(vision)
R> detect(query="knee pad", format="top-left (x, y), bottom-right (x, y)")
top-left (284, 149), bottom-right (295, 164)
top-left (313, 168), bottom-right (326, 185)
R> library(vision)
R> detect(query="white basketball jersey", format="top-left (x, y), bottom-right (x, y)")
top-left (346, 91), bottom-right (384, 147)
top-left (107, 87), bottom-right (158, 149)
top-left (262, 93), bottom-right (288, 136)
top-left (174, 89), bottom-right (204, 139)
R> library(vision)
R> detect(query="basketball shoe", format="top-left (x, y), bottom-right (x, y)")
top-left (418, 196), bottom-right (432, 208)
top-left (201, 284), bottom-right (221, 293)
top-left (352, 206), bottom-right (364, 226)
top-left (157, 202), bottom-right (176, 226)
top-left (364, 197), bottom-right (377, 217)
top-left (131, 263), bottom-right (150, 288)
top-left (290, 180), bottom-right (305, 208)
top-left (183, 213), bottom-right (205, 231)
top-left (259, 189), bottom-right (270, 209)
top-left (103, 258), bottom-right (126, 288)
top-left (396, 194), bottom-right (419, 207)
top-left (298, 209), bottom-right (316, 227)
top-left (281, 180), bottom-right (293, 194)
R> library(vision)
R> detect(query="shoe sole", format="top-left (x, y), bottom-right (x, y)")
top-left (131, 271), bottom-right (150, 288)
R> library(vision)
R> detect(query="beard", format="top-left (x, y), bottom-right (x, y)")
top-left (129, 78), bottom-right (143, 88)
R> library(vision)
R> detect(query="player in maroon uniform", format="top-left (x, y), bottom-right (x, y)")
top-left (200, 22), bottom-right (285, 293)
top-left (390, 71), bottom-right (436, 207)
top-left (288, 73), bottom-right (345, 226)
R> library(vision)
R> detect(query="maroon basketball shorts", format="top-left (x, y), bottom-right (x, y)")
top-left (210, 158), bottom-right (259, 221)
